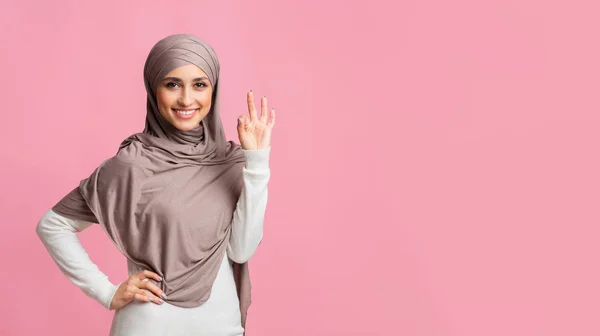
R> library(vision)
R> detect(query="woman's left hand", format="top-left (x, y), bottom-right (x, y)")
top-left (237, 91), bottom-right (275, 150)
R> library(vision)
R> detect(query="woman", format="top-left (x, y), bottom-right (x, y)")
top-left (35, 33), bottom-right (275, 335)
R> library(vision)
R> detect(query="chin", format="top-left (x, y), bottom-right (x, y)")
top-left (172, 119), bottom-right (202, 131)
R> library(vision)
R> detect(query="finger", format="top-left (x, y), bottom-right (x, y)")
top-left (260, 96), bottom-right (268, 123)
top-left (239, 114), bottom-right (254, 135)
top-left (134, 292), bottom-right (157, 304)
top-left (139, 289), bottom-right (164, 305)
top-left (237, 115), bottom-right (246, 135)
top-left (247, 91), bottom-right (258, 122)
top-left (137, 270), bottom-right (162, 282)
top-left (268, 108), bottom-right (276, 128)
top-left (125, 284), bottom-right (139, 300)
top-left (139, 279), bottom-right (168, 300)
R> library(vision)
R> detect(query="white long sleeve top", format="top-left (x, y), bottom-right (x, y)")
top-left (36, 147), bottom-right (270, 336)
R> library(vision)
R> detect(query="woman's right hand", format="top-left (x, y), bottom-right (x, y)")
top-left (109, 270), bottom-right (167, 310)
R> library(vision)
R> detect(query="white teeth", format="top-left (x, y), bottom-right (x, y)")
top-left (175, 109), bottom-right (196, 115)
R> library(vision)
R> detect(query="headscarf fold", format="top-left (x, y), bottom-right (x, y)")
top-left (53, 34), bottom-right (252, 328)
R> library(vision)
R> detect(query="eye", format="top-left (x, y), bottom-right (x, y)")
top-left (194, 82), bottom-right (207, 88)
top-left (166, 82), bottom-right (179, 88)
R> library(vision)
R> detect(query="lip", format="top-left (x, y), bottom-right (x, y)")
top-left (172, 108), bottom-right (198, 120)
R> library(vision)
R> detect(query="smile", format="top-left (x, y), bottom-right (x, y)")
top-left (172, 109), bottom-right (198, 119)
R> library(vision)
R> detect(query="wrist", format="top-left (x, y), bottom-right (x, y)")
top-left (243, 147), bottom-right (271, 170)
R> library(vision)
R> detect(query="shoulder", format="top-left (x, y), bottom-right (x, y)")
top-left (97, 142), bottom-right (149, 179)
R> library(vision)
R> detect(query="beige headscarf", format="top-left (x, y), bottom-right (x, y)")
top-left (53, 33), bottom-right (252, 328)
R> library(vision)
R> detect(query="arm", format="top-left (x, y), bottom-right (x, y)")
top-left (227, 147), bottom-right (271, 263)
top-left (35, 209), bottom-right (118, 309)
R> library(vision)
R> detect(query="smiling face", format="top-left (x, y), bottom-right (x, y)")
top-left (155, 64), bottom-right (213, 131)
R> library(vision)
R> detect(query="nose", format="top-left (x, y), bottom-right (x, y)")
top-left (177, 87), bottom-right (193, 106)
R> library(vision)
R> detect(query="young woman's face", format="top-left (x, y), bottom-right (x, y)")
top-left (156, 64), bottom-right (213, 131)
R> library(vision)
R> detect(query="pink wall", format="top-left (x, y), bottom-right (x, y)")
top-left (1, 0), bottom-right (600, 335)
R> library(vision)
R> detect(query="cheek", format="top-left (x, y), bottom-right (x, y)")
top-left (156, 90), bottom-right (174, 114)
top-left (157, 91), bottom-right (170, 107)
top-left (197, 91), bottom-right (213, 108)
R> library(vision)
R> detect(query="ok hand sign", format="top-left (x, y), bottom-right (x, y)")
top-left (237, 91), bottom-right (275, 150)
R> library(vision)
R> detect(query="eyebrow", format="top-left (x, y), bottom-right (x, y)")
top-left (162, 76), bottom-right (209, 82)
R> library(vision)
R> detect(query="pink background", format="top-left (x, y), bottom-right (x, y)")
top-left (1, 0), bottom-right (599, 335)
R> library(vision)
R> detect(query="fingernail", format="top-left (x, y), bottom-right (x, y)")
top-left (238, 118), bottom-right (241, 124)
top-left (158, 299), bottom-right (165, 304)
top-left (250, 90), bottom-right (253, 92)
top-left (148, 297), bottom-right (154, 302)
top-left (157, 276), bottom-right (162, 281)
top-left (162, 293), bottom-right (168, 299)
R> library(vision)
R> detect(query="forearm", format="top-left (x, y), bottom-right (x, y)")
top-left (36, 209), bottom-right (118, 309)
top-left (227, 147), bottom-right (271, 263)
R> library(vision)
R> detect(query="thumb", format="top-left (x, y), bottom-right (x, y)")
top-left (237, 115), bottom-right (246, 136)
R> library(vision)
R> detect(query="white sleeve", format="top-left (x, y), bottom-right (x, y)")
top-left (35, 209), bottom-right (118, 310)
top-left (227, 147), bottom-right (271, 263)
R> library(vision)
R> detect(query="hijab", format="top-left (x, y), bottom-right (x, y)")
top-left (52, 33), bottom-right (253, 327)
